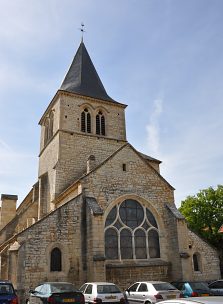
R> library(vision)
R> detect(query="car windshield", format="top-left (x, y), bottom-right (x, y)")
top-left (190, 282), bottom-right (210, 290)
top-left (97, 285), bottom-right (121, 294)
top-left (50, 283), bottom-right (78, 293)
top-left (0, 284), bottom-right (14, 294)
top-left (153, 283), bottom-right (177, 291)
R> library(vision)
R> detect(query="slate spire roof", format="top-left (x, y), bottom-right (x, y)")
top-left (60, 41), bottom-right (115, 102)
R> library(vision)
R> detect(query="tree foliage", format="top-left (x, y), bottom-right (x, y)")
top-left (179, 185), bottom-right (223, 249)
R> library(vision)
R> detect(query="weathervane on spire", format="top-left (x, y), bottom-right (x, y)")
top-left (79, 23), bottom-right (85, 42)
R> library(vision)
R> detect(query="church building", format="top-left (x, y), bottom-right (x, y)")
top-left (0, 41), bottom-right (220, 302)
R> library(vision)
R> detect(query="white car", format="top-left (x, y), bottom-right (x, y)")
top-left (79, 282), bottom-right (126, 304)
top-left (125, 281), bottom-right (181, 303)
top-left (158, 296), bottom-right (223, 303)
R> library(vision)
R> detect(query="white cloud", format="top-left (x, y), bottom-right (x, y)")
top-left (146, 98), bottom-right (163, 155)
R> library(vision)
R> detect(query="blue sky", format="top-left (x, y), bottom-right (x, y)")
top-left (0, 0), bottom-right (222, 207)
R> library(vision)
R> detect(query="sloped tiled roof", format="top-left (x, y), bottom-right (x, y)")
top-left (60, 42), bottom-right (116, 102)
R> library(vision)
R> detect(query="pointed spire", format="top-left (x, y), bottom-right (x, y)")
top-left (60, 42), bottom-right (115, 102)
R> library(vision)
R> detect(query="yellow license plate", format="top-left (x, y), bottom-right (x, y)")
top-left (63, 299), bottom-right (75, 302)
top-left (201, 294), bottom-right (209, 297)
top-left (105, 296), bottom-right (116, 299)
top-left (167, 295), bottom-right (176, 299)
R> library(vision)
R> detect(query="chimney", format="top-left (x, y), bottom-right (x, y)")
top-left (0, 194), bottom-right (18, 229)
top-left (87, 155), bottom-right (96, 174)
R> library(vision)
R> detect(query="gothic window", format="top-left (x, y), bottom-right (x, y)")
top-left (193, 253), bottom-right (201, 272)
top-left (50, 247), bottom-right (62, 271)
top-left (105, 199), bottom-right (160, 260)
top-left (44, 111), bottom-right (54, 146)
top-left (96, 111), bottom-right (105, 136)
top-left (49, 111), bottom-right (54, 139)
top-left (44, 118), bottom-right (49, 145)
top-left (81, 108), bottom-right (91, 133)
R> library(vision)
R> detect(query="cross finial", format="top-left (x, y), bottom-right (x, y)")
top-left (79, 23), bottom-right (85, 42)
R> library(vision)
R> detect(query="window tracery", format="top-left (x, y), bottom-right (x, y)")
top-left (105, 199), bottom-right (160, 260)
top-left (81, 108), bottom-right (91, 133)
top-left (96, 111), bottom-right (105, 136)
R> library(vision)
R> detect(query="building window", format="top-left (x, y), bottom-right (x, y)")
top-left (44, 111), bottom-right (54, 146)
top-left (105, 199), bottom-right (160, 260)
top-left (49, 111), bottom-right (54, 139)
top-left (50, 247), bottom-right (62, 271)
top-left (193, 253), bottom-right (201, 271)
top-left (96, 111), bottom-right (105, 136)
top-left (81, 108), bottom-right (91, 133)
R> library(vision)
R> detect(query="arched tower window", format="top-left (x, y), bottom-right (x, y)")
top-left (81, 108), bottom-right (91, 133)
top-left (96, 111), bottom-right (105, 136)
top-left (105, 199), bottom-right (160, 260)
top-left (49, 111), bottom-right (54, 139)
top-left (50, 247), bottom-right (62, 271)
top-left (44, 118), bottom-right (49, 145)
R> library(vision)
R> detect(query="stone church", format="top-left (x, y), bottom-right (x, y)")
top-left (0, 41), bottom-right (220, 302)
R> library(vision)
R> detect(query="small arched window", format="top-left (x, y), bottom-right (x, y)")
top-left (50, 247), bottom-right (62, 271)
top-left (193, 253), bottom-right (201, 272)
top-left (96, 111), bottom-right (105, 136)
top-left (81, 108), bottom-right (91, 133)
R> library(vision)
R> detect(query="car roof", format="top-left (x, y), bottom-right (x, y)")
top-left (135, 281), bottom-right (170, 284)
top-left (83, 282), bottom-right (116, 285)
top-left (158, 296), bottom-right (223, 303)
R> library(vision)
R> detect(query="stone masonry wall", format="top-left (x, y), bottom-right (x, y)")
top-left (16, 194), bottom-right (84, 304)
top-left (60, 93), bottom-right (126, 141)
top-left (55, 134), bottom-right (126, 196)
top-left (188, 230), bottom-right (221, 281)
top-left (81, 144), bottom-right (178, 283)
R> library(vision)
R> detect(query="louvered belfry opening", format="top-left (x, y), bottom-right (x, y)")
top-left (81, 108), bottom-right (91, 133)
top-left (96, 111), bottom-right (105, 136)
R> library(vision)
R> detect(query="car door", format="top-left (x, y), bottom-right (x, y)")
top-left (83, 284), bottom-right (94, 303)
top-left (30, 284), bottom-right (46, 304)
top-left (136, 283), bottom-right (149, 304)
top-left (126, 283), bottom-right (140, 304)
top-left (209, 281), bottom-right (223, 296)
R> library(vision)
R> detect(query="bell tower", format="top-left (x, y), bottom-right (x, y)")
top-left (38, 41), bottom-right (127, 217)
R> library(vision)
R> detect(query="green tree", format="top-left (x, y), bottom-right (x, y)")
top-left (179, 185), bottom-right (223, 275)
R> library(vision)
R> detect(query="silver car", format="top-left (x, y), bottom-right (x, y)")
top-left (157, 296), bottom-right (223, 303)
top-left (79, 282), bottom-right (126, 304)
top-left (125, 281), bottom-right (181, 303)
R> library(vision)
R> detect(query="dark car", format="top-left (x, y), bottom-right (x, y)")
top-left (208, 280), bottom-right (223, 296)
top-left (172, 281), bottom-right (212, 297)
top-left (28, 282), bottom-right (85, 304)
top-left (0, 280), bottom-right (18, 304)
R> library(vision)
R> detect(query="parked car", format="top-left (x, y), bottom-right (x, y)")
top-left (157, 296), bottom-right (223, 303)
top-left (28, 282), bottom-right (85, 304)
top-left (0, 280), bottom-right (18, 304)
top-left (79, 282), bottom-right (126, 304)
top-left (124, 281), bottom-right (181, 303)
top-left (208, 280), bottom-right (223, 296)
top-left (171, 281), bottom-right (212, 297)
